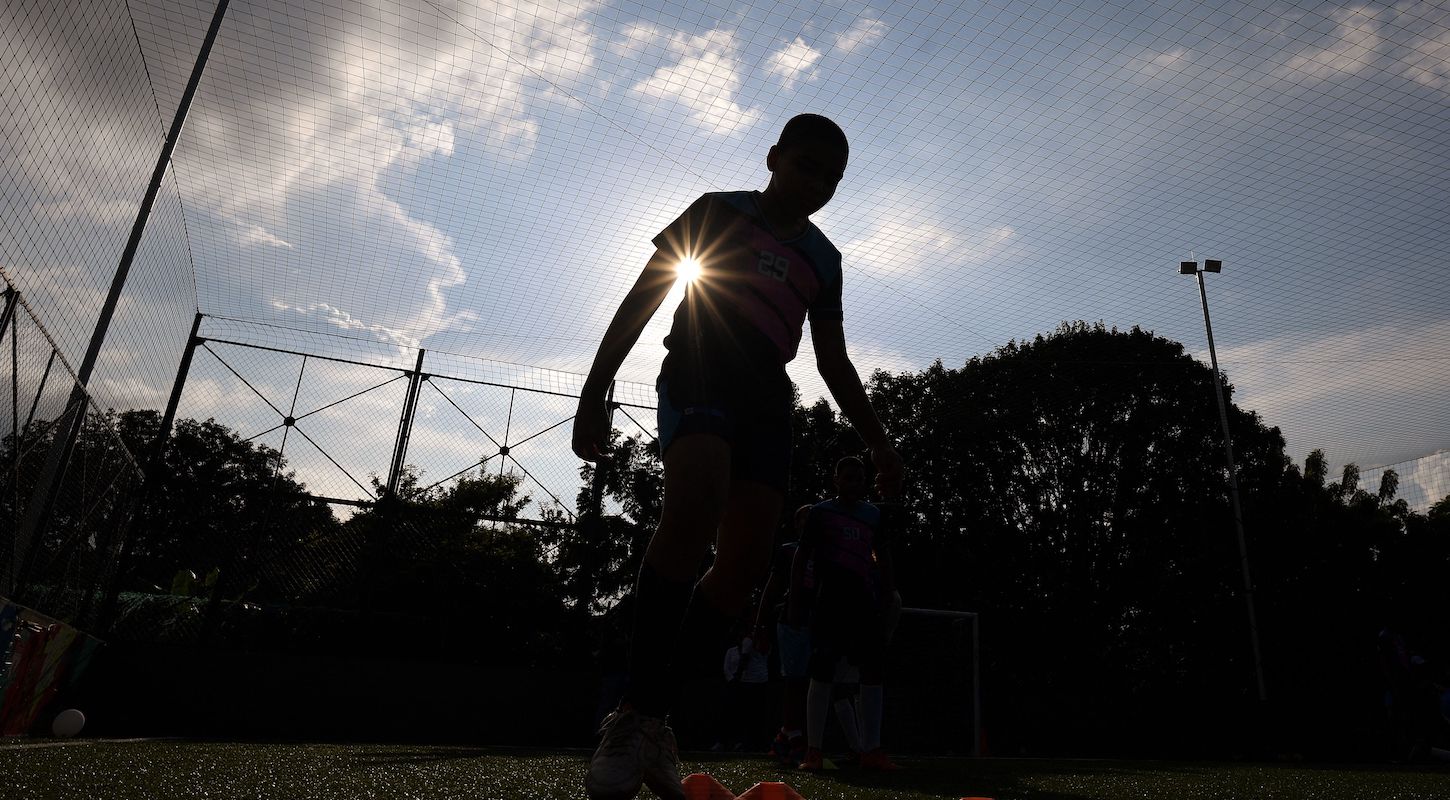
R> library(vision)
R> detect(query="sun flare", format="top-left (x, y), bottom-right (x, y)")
top-left (676, 256), bottom-right (702, 283)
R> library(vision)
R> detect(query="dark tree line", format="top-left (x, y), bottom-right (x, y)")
top-left (6, 322), bottom-right (1447, 756)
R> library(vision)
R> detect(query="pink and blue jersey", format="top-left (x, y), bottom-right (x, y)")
top-left (655, 191), bottom-right (843, 398)
top-left (803, 499), bottom-right (884, 591)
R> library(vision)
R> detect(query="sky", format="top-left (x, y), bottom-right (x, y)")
top-left (3, 0), bottom-right (1449, 514)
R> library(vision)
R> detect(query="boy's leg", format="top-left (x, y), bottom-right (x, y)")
top-left (588, 435), bottom-right (729, 800)
top-left (668, 479), bottom-right (781, 714)
top-left (621, 435), bottom-right (731, 715)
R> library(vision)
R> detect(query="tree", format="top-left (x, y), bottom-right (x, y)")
top-left (863, 322), bottom-right (1294, 753)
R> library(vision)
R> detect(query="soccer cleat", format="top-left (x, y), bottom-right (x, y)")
top-left (860, 747), bottom-right (902, 771)
top-left (769, 729), bottom-right (805, 767)
top-left (796, 747), bottom-right (824, 771)
top-left (586, 709), bottom-right (645, 800)
top-left (637, 713), bottom-right (686, 800)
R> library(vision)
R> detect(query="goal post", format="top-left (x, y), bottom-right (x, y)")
top-left (889, 606), bottom-right (981, 756)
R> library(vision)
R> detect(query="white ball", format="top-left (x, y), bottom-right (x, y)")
top-left (51, 709), bottom-right (85, 738)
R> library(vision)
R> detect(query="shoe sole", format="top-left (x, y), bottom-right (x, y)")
top-left (585, 773), bottom-right (644, 800)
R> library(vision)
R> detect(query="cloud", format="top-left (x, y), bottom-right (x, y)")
top-left (1403, 26), bottom-right (1450, 92)
top-left (167, 1), bottom-right (600, 343)
top-left (834, 17), bottom-right (887, 54)
top-left (844, 218), bottom-right (1016, 276)
top-left (242, 225), bottom-right (292, 249)
top-left (1208, 317), bottom-right (1450, 468)
top-left (1279, 6), bottom-right (1382, 81)
top-left (633, 28), bottom-right (761, 134)
top-left (611, 22), bottom-right (664, 58)
top-left (766, 37), bottom-right (823, 89)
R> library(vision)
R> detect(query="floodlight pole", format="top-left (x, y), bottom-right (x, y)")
top-left (1186, 260), bottom-right (1267, 702)
top-left (14, 0), bottom-right (232, 595)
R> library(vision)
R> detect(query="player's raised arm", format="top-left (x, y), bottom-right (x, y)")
top-left (572, 249), bottom-right (679, 461)
top-left (812, 318), bottom-right (904, 496)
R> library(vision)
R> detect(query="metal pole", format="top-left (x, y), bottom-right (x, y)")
top-left (971, 612), bottom-right (982, 756)
top-left (150, 313), bottom-right (206, 470)
top-left (386, 348), bottom-right (426, 497)
top-left (15, 0), bottom-right (232, 594)
top-left (95, 313), bottom-right (205, 633)
top-left (0, 287), bottom-right (17, 350)
top-left (3, 287), bottom-right (18, 593)
top-left (1196, 271), bottom-right (1268, 702)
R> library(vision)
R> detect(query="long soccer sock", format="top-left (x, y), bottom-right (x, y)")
top-left (667, 583), bottom-right (737, 714)
top-left (622, 560), bottom-right (695, 719)
top-left (834, 697), bottom-right (863, 753)
top-left (859, 684), bottom-right (884, 751)
top-left (806, 679), bottom-right (833, 749)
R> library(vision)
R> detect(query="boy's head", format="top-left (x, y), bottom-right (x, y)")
top-left (767, 114), bottom-right (849, 218)
top-left (834, 455), bottom-right (867, 500)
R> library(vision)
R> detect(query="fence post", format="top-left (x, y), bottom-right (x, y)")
top-left (14, 0), bottom-right (232, 604)
top-left (2, 286), bottom-right (18, 592)
top-left (386, 348), bottom-right (427, 497)
top-left (95, 312), bottom-right (205, 634)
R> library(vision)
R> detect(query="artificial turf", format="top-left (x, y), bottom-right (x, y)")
top-left (1, 740), bottom-right (1445, 800)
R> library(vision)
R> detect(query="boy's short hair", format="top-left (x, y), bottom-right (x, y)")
top-left (778, 114), bottom-right (848, 154)
top-left (836, 455), bottom-right (865, 473)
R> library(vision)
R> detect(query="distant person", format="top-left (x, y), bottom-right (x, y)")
top-left (753, 504), bottom-right (813, 766)
top-left (790, 457), bottom-right (901, 771)
top-left (572, 113), bottom-right (905, 800)
top-left (714, 633), bottom-right (771, 752)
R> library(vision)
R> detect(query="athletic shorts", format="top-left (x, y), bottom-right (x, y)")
top-left (656, 377), bottom-right (792, 492)
top-left (776, 622), bottom-right (812, 678)
top-left (807, 578), bottom-right (886, 682)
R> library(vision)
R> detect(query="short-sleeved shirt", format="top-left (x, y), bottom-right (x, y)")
top-left (655, 191), bottom-right (843, 400)
top-left (803, 499), bottom-right (885, 591)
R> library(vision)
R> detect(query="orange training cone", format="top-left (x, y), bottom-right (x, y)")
top-left (682, 772), bottom-right (737, 800)
top-left (737, 781), bottom-right (805, 800)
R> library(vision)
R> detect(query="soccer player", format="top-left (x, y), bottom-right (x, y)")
top-left (753, 504), bottom-right (813, 766)
top-left (790, 456), bottom-right (901, 771)
top-left (572, 114), bottom-right (904, 800)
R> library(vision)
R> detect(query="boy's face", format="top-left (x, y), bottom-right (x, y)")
top-left (768, 141), bottom-right (848, 217)
top-left (835, 462), bottom-right (867, 499)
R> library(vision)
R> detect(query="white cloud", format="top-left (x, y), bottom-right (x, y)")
top-left (633, 28), bottom-right (761, 135)
top-left (834, 17), bottom-right (887, 54)
top-left (1402, 27), bottom-right (1450, 92)
top-left (767, 37), bottom-right (823, 89)
top-left (242, 225), bottom-right (292, 249)
top-left (612, 22), bottom-right (664, 57)
top-left (170, 1), bottom-right (599, 344)
top-left (1279, 7), bottom-right (1382, 81)
top-left (844, 218), bottom-right (1016, 276)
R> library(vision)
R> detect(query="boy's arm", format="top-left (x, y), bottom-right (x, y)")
top-left (572, 249), bottom-right (679, 460)
top-left (812, 319), bottom-right (904, 495)
top-left (752, 567), bottom-right (783, 637)
top-left (787, 544), bottom-right (809, 627)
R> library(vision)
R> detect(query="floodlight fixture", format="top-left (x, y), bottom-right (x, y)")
top-left (1179, 261), bottom-right (1197, 275)
top-left (1204, 259), bottom-right (1222, 273)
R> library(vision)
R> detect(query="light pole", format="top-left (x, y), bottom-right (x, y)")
top-left (1180, 258), bottom-right (1267, 702)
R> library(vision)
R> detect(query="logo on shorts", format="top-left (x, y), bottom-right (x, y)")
top-left (758, 250), bottom-right (790, 282)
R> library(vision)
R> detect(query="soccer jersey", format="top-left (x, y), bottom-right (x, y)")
top-left (655, 191), bottom-right (843, 398)
top-left (803, 499), bottom-right (884, 590)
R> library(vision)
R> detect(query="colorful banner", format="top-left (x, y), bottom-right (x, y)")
top-left (0, 597), bottom-right (103, 736)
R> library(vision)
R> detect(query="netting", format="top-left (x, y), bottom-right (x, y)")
top-left (2, 1), bottom-right (1449, 752)
top-left (6, 0), bottom-right (1448, 510)
top-left (2, 281), bottom-right (143, 628)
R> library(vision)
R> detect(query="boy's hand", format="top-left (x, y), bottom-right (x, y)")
top-left (572, 395), bottom-right (611, 461)
top-left (871, 444), bottom-right (904, 498)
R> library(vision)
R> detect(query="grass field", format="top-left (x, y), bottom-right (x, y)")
top-left (1, 740), bottom-right (1446, 800)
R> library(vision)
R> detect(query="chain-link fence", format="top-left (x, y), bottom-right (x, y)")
top-left (84, 314), bottom-right (660, 655)
top-left (2, 282), bottom-right (144, 630)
